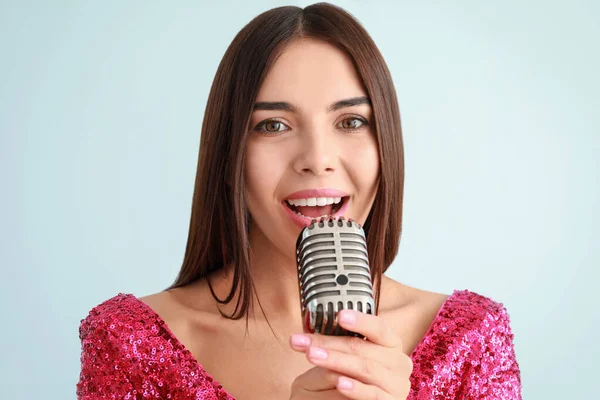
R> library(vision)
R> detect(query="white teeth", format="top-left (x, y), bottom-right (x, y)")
top-left (286, 197), bottom-right (343, 207)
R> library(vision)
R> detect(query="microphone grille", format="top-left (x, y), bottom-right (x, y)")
top-left (295, 216), bottom-right (375, 336)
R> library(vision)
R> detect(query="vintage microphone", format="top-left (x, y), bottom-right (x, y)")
top-left (295, 216), bottom-right (375, 337)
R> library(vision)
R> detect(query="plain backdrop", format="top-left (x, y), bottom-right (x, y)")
top-left (1, 0), bottom-right (598, 398)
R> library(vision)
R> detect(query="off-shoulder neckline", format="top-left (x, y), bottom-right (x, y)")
top-left (123, 289), bottom-right (464, 399)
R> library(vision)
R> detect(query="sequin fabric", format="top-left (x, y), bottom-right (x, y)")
top-left (76, 293), bottom-right (234, 400)
top-left (77, 289), bottom-right (521, 399)
top-left (408, 290), bottom-right (522, 399)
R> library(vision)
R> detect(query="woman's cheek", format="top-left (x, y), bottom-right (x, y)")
top-left (245, 143), bottom-right (284, 202)
top-left (349, 137), bottom-right (380, 222)
top-left (347, 137), bottom-right (380, 179)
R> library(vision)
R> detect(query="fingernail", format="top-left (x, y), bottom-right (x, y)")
top-left (308, 347), bottom-right (328, 360)
top-left (290, 334), bottom-right (310, 348)
top-left (339, 310), bottom-right (356, 325)
top-left (338, 376), bottom-right (354, 390)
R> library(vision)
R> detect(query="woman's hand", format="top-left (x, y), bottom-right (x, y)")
top-left (289, 309), bottom-right (413, 399)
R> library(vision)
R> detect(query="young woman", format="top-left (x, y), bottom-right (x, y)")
top-left (77, 3), bottom-right (522, 399)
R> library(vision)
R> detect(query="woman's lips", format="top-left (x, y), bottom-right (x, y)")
top-left (282, 196), bottom-right (350, 228)
top-left (283, 188), bottom-right (349, 200)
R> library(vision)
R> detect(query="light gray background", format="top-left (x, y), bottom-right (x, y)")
top-left (1, 0), bottom-right (598, 399)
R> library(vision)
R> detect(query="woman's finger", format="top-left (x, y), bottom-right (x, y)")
top-left (291, 389), bottom-right (350, 400)
top-left (304, 345), bottom-right (408, 394)
top-left (291, 365), bottom-right (340, 392)
top-left (336, 310), bottom-right (401, 349)
top-left (336, 376), bottom-right (401, 400)
top-left (290, 366), bottom-right (351, 399)
top-left (290, 333), bottom-right (403, 370)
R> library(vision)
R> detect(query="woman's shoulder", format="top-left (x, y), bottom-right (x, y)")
top-left (402, 286), bottom-right (522, 398)
top-left (77, 291), bottom-right (233, 399)
top-left (380, 279), bottom-right (517, 356)
top-left (437, 288), bottom-right (519, 360)
top-left (407, 286), bottom-right (520, 367)
top-left (442, 288), bottom-right (514, 323)
top-left (78, 293), bottom-right (155, 339)
top-left (409, 286), bottom-right (517, 343)
top-left (383, 278), bottom-right (514, 331)
top-left (77, 293), bottom-right (168, 398)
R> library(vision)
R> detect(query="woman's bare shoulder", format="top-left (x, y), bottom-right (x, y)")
top-left (379, 276), bottom-right (450, 354)
top-left (138, 280), bottom-right (222, 332)
top-left (138, 290), bottom-right (174, 317)
top-left (379, 276), bottom-right (449, 312)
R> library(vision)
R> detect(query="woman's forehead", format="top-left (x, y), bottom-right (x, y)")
top-left (255, 39), bottom-right (367, 110)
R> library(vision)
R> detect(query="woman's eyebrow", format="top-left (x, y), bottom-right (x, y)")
top-left (253, 96), bottom-right (371, 113)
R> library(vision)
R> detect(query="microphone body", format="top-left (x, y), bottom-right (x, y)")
top-left (295, 216), bottom-right (375, 337)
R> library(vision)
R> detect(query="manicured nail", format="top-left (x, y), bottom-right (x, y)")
top-left (338, 376), bottom-right (354, 390)
top-left (308, 347), bottom-right (328, 360)
top-left (339, 310), bottom-right (356, 325)
top-left (290, 334), bottom-right (310, 348)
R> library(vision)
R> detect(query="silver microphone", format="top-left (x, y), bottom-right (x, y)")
top-left (295, 216), bottom-right (375, 337)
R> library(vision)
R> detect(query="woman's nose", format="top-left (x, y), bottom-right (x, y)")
top-left (292, 131), bottom-right (337, 176)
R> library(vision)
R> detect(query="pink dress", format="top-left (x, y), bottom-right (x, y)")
top-left (76, 289), bottom-right (522, 399)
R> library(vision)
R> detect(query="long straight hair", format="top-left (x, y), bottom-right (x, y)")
top-left (167, 2), bottom-right (404, 322)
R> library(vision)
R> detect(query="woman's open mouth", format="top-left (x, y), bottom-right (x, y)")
top-left (282, 195), bottom-right (349, 227)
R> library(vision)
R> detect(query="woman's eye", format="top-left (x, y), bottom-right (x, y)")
top-left (255, 119), bottom-right (289, 134)
top-left (338, 116), bottom-right (368, 131)
top-left (254, 116), bottom-right (368, 135)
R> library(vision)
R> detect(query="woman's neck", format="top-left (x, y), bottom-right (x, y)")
top-left (206, 226), bottom-right (303, 323)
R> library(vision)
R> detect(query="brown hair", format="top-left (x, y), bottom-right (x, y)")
top-left (167, 2), bottom-right (404, 322)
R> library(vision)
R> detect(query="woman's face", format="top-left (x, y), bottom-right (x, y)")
top-left (245, 38), bottom-right (380, 258)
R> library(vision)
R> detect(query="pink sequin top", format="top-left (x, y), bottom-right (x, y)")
top-left (76, 289), bottom-right (522, 399)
